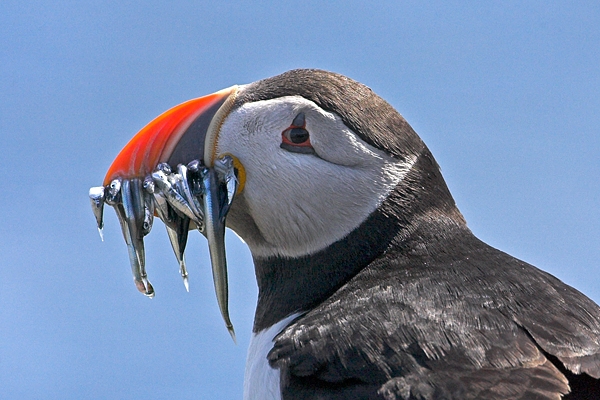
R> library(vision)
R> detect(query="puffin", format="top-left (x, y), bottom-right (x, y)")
top-left (92, 69), bottom-right (600, 399)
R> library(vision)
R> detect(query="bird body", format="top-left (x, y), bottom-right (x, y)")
top-left (93, 69), bottom-right (600, 399)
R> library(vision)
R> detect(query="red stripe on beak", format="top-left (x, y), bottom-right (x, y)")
top-left (104, 87), bottom-right (236, 185)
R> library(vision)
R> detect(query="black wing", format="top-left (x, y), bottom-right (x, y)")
top-left (268, 233), bottom-right (600, 399)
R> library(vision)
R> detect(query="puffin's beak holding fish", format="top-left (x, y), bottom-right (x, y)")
top-left (88, 70), bottom-right (600, 398)
top-left (89, 86), bottom-right (242, 341)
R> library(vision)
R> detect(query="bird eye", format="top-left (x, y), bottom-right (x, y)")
top-left (283, 127), bottom-right (310, 144)
top-left (280, 112), bottom-right (314, 154)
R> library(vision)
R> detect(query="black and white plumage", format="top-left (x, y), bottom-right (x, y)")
top-left (101, 69), bottom-right (600, 399)
top-left (222, 70), bottom-right (600, 399)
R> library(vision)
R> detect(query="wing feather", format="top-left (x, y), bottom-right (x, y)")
top-left (268, 234), bottom-right (600, 399)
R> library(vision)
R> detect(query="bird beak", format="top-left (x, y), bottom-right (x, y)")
top-left (102, 86), bottom-right (238, 184)
top-left (90, 86), bottom-right (240, 340)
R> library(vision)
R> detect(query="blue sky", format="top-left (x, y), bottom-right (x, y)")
top-left (1, 1), bottom-right (599, 399)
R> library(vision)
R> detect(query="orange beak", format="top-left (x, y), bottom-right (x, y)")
top-left (103, 86), bottom-right (238, 185)
top-left (93, 85), bottom-right (240, 340)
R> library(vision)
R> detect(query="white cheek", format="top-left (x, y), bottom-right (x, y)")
top-left (217, 98), bottom-right (416, 258)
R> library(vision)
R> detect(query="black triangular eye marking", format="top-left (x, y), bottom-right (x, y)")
top-left (291, 112), bottom-right (305, 128)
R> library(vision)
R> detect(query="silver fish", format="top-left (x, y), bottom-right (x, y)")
top-left (214, 156), bottom-right (237, 219)
top-left (89, 186), bottom-right (105, 240)
top-left (105, 178), bottom-right (121, 205)
top-left (91, 157), bottom-right (237, 337)
top-left (202, 165), bottom-right (236, 341)
top-left (146, 172), bottom-right (190, 290)
top-left (172, 214), bottom-right (191, 291)
top-left (177, 164), bottom-right (204, 223)
top-left (152, 169), bottom-right (197, 222)
top-left (141, 191), bottom-right (155, 237)
top-left (119, 179), bottom-right (154, 298)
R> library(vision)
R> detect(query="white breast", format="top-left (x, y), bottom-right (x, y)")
top-left (243, 314), bottom-right (301, 400)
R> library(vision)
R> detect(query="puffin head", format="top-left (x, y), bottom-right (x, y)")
top-left (221, 70), bottom-right (423, 258)
top-left (94, 69), bottom-right (466, 332)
